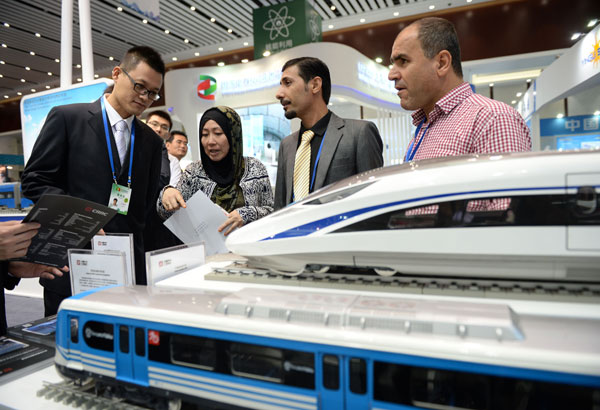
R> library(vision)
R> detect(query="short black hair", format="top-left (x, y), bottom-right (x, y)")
top-left (167, 130), bottom-right (188, 143)
top-left (146, 110), bottom-right (172, 130)
top-left (282, 57), bottom-right (331, 104)
top-left (415, 17), bottom-right (463, 78)
top-left (120, 45), bottom-right (165, 77)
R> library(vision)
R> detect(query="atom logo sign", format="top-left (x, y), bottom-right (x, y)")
top-left (308, 11), bottom-right (321, 42)
top-left (262, 6), bottom-right (295, 41)
top-left (197, 75), bottom-right (217, 100)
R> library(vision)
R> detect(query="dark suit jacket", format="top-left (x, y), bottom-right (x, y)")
top-left (274, 112), bottom-right (384, 210)
top-left (1, 262), bottom-right (19, 335)
top-left (21, 99), bottom-right (163, 290)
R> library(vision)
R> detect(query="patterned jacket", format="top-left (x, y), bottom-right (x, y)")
top-left (157, 156), bottom-right (274, 224)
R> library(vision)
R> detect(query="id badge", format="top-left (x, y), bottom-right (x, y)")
top-left (108, 183), bottom-right (132, 215)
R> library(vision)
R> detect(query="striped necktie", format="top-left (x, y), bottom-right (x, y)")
top-left (293, 130), bottom-right (315, 201)
top-left (114, 120), bottom-right (128, 166)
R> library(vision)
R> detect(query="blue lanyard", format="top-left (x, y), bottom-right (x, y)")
top-left (405, 119), bottom-right (428, 162)
top-left (100, 98), bottom-right (135, 187)
top-left (309, 131), bottom-right (326, 192)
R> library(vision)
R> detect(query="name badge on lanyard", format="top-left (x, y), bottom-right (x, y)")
top-left (101, 98), bottom-right (135, 215)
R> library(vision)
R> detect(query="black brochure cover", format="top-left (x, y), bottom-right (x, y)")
top-left (19, 194), bottom-right (117, 267)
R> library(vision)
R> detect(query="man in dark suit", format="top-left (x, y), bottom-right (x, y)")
top-left (22, 46), bottom-right (165, 316)
top-left (0, 221), bottom-right (64, 334)
top-left (274, 57), bottom-right (384, 210)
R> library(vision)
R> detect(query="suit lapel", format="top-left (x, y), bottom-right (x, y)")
top-left (314, 113), bottom-right (344, 190)
top-left (89, 99), bottom-right (122, 176)
top-left (285, 131), bottom-right (300, 204)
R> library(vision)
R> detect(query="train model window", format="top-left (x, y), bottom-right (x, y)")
top-left (373, 361), bottom-right (599, 409)
top-left (82, 321), bottom-right (114, 352)
top-left (334, 194), bottom-right (575, 233)
top-left (170, 334), bottom-right (217, 370)
top-left (349, 358), bottom-right (367, 395)
top-left (570, 186), bottom-right (600, 224)
top-left (70, 317), bottom-right (78, 344)
top-left (229, 342), bottom-right (315, 389)
top-left (322, 355), bottom-right (340, 390)
top-left (135, 327), bottom-right (145, 356)
top-left (119, 325), bottom-right (129, 354)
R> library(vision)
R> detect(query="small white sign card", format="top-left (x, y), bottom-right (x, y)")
top-left (163, 190), bottom-right (229, 256)
top-left (91, 233), bottom-right (135, 285)
top-left (145, 241), bottom-right (206, 286)
top-left (68, 249), bottom-right (127, 295)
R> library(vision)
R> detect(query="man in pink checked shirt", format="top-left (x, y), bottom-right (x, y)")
top-left (388, 17), bottom-right (531, 162)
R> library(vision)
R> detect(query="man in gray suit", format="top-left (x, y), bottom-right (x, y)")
top-left (274, 57), bottom-right (383, 210)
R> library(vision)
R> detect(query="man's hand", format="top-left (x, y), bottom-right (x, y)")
top-left (162, 187), bottom-right (187, 211)
top-left (0, 221), bottom-right (40, 260)
top-left (7, 261), bottom-right (67, 280)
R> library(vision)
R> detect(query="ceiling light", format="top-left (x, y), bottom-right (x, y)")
top-left (0, 74), bottom-right (2, 78)
top-left (227, 28), bottom-right (233, 33)
top-left (35, 33), bottom-right (41, 37)
top-left (0, 61), bottom-right (4, 64)
top-left (55, 58), bottom-right (60, 62)
top-left (263, 50), bottom-right (271, 57)
top-left (571, 33), bottom-right (582, 41)
top-left (375, 57), bottom-right (383, 63)
top-left (76, 64), bottom-right (81, 68)
top-left (184, 39), bottom-right (189, 43)
top-left (393, 12), bottom-right (399, 16)
top-left (25, 66), bottom-right (31, 70)
top-left (489, 83), bottom-right (494, 87)
top-left (94, 74), bottom-right (99, 78)
top-left (556, 113), bottom-right (564, 119)
top-left (471, 69), bottom-right (542, 85)
top-left (588, 19), bottom-right (598, 28)
top-left (17, 92), bottom-right (22, 96)
top-left (330, 5), bottom-right (336, 10)
top-left (511, 100), bottom-right (516, 104)
top-left (526, 78), bottom-right (532, 83)
top-left (142, 19), bottom-right (148, 24)
top-left (46, 85), bottom-right (50, 89)
top-left (360, 18), bottom-right (366, 23)
top-left (164, 29), bottom-right (170, 34)
top-left (3, 23), bottom-right (9, 27)
top-left (77, 78), bottom-right (81, 82)
top-left (108, 56), bottom-right (114, 61)
top-left (218, 47), bottom-right (223, 51)
top-left (4, 95), bottom-right (8, 99)
top-left (466, 0), bottom-right (472, 2)
top-left (190, 6), bottom-right (196, 11)
top-left (31, 88), bottom-right (36, 92)
top-left (194, 52), bottom-right (200, 56)
top-left (593, 110), bottom-right (600, 116)
top-left (1, 44), bottom-right (6, 48)
top-left (429, 5), bottom-right (435, 9)
top-left (48, 72), bottom-right (52, 75)
top-left (20, 78), bottom-right (25, 82)
top-left (217, 62), bottom-right (225, 67)
top-left (388, 64), bottom-right (393, 69)
top-left (241, 59), bottom-right (249, 63)
top-left (210, 18), bottom-right (216, 23)
top-left (30, 51), bottom-right (35, 55)
top-left (172, 57), bottom-right (178, 61)
top-left (243, 42), bottom-right (248, 46)
top-left (516, 92), bottom-right (522, 97)
top-left (117, 6), bottom-right (123, 11)
top-left (328, 24), bottom-right (334, 29)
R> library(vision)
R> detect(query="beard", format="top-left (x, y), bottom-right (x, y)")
top-left (284, 109), bottom-right (297, 120)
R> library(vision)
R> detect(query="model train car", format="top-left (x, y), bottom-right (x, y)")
top-left (55, 285), bottom-right (599, 409)
top-left (226, 150), bottom-right (600, 281)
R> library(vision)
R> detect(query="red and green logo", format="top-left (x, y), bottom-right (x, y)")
top-left (197, 75), bottom-right (217, 100)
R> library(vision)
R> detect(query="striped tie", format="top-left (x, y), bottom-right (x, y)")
top-left (293, 130), bottom-right (315, 201)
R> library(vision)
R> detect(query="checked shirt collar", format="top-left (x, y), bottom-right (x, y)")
top-left (411, 82), bottom-right (473, 126)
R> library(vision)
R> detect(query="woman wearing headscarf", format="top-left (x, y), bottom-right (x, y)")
top-left (158, 106), bottom-right (273, 235)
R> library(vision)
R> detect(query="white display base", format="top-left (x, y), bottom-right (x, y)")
top-left (0, 364), bottom-right (64, 409)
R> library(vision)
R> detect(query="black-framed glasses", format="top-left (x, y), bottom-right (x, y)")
top-left (120, 67), bottom-right (161, 101)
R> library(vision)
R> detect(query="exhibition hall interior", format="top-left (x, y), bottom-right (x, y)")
top-left (0, 0), bottom-right (599, 409)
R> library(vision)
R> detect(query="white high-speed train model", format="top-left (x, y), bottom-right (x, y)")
top-left (226, 151), bottom-right (600, 281)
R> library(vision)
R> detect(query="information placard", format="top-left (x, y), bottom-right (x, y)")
top-left (145, 242), bottom-right (206, 285)
top-left (68, 249), bottom-right (127, 295)
top-left (92, 233), bottom-right (135, 285)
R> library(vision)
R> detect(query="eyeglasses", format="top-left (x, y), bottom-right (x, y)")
top-left (120, 67), bottom-right (161, 101)
top-left (147, 121), bottom-right (170, 132)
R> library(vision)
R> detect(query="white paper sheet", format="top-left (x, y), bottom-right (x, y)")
top-left (92, 233), bottom-right (135, 285)
top-left (163, 190), bottom-right (229, 256)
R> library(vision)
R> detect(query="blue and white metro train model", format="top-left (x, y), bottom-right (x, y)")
top-left (55, 285), bottom-right (600, 409)
top-left (227, 150), bottom-right (600, 281)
